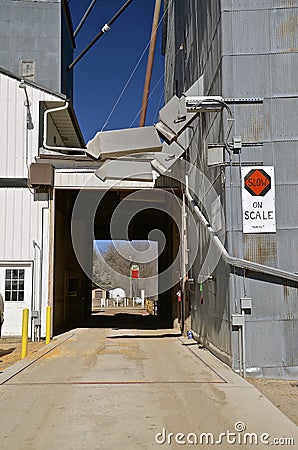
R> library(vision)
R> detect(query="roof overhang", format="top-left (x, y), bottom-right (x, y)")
top-left (44, 101), bottom-right (85, 149)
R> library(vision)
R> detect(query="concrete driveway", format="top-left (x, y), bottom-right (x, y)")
top-left (0, 316), bottom-right (297, 449)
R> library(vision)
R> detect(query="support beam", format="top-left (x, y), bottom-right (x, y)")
top-left (139, 0), bottom-right (162, 127)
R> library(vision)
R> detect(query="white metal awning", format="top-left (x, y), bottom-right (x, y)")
top-left (44, 101), bottom-right (85, 149)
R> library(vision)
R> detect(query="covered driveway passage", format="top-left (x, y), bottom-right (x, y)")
top-left (52, 187), bottom-right (181, 335)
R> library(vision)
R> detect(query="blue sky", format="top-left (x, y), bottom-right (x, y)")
top-left (69, 0), bottom-right (165, 142)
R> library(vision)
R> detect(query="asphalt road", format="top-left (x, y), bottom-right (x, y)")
top-left (0, 313), bottom-right (297, 449)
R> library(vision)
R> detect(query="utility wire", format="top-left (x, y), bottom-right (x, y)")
top-left (153, 84), bottom-right (165, 123)
top-left (74, 0), bottom-right (99, 38)
top-left (129, 73), bottom-right (164, 127)
top-left (69, 0), bottom-right (135, 70)
top-left (101, 0), bottom-right (173, 131)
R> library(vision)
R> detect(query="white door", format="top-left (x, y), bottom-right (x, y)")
top-left (0, 265), bottom-right (32, 336)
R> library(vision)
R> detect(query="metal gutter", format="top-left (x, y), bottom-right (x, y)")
top-left (43, 101), bottom-right (86, 155)
top-left (185, 181), bottom-right (298, 284)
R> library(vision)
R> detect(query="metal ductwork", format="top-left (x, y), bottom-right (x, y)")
top-left (95, 159), bottom-right (154, 182)
top-left (87, 126), bottom-right (162, 160)
top-left (88, 78), bottom-right (227, 181)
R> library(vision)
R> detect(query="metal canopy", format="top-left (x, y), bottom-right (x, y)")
top-left (44, 101), bottom-right (85, 149)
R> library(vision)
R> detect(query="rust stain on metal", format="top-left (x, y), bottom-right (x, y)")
top-left (247, 115), bottom-right (270, 142)
top-left (283, 283), bottom-right (290, 301)
top-left (276, 14), bottom-right (298, 38)
top-left (244, 235), bottom-right (277, 266)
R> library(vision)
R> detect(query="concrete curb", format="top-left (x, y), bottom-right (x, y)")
top-left (179, 336), bottom-right (298, 436)
top-left (0, 329), bottom-right (78, 385)
top-left (179, 336), bottom-right (249, 386)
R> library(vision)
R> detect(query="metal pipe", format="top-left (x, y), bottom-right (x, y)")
top-left (32, 240), bottom-right (41, 342)
top-left (74, 0), bottom-right (98, 38)
top-left (39, 206), bottom-right (48, 335)
top-left (32, 203), bottom-right (49, 341)
top-left (139, 0), bottom-right (162, 127)
top-left (238, 325), bottom-right (243, 377)
top-left (184, 180), bottom-right (298, 284)
top-left (43, 101), bottom-right (85, 154)
top-left (68, 0), bottom-right (135, 71)
top-left (181, 192), bottom-right (187, 333)
top-left (242, 310), bottom-right (246, 378)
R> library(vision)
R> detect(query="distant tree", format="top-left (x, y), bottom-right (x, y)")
top-left (92, 241), bottom-right (158, 299)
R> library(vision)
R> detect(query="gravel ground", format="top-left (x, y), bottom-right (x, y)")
top-left (248, 378), bottom-right (298, 426)
top-left (0, 338), bottom-right (45, 372)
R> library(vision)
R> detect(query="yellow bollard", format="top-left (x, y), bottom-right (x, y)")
top-left (21, 308), bottom-right (29, 359)
top-left (45, 306), bottom-right (52, 344)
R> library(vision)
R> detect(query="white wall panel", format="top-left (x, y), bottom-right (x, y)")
top-left (0, 188), bottom-right (49, 261)
top-left (0, 71), bottom-right (62, 178)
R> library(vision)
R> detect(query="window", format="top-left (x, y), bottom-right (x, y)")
top-left (21, 60), bottom-right (35, 81)
top-left (5, 269), bottom-right (25, 302)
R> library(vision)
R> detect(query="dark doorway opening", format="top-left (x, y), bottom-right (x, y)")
top-left (53, 188), bottom-right (181, 334)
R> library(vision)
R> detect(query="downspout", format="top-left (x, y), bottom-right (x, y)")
top-left (43, 101), bottom-right (85, 155)
top-left (33, 204), bottom-right (49, 339)
top-left (32, 240), bottom-right (41, 341)
top-left (184, 176), bottom-right (298, 284)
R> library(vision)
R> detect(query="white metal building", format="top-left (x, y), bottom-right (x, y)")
top-left (0, 68), bottom-right (171, 338)
top-left (0, 67), bottom-right (84, 337)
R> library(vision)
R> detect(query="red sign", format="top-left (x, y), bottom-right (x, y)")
top-left (131, 269), bottom-right (139, 279)
top-left (244, 169), bottom-right (271, 197)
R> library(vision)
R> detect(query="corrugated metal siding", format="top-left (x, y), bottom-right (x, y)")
top-left (222, 0), bottom-right (298, 279)
top-left (268, 98), bottom-right (298, 140)
top-left (244, 235), bottom-right (278, 266)
top-left (222, 0), bottom-right (298, 10)
top-left (223, 53), bottom-right (298, 98)
top-left (0, 71), bottom-right (63, 178)
top-left (233, 274), bottom-right (298, 370)
top-left (54, 170), bottom-right (155, 190)
top-left (0, 0), bottom-right (62, 93)
top-left (246, 321), bottom-right (284, 367)
top-left (0, 188), bottom-right (45, 261)
top-left (165, 0), bottom-right (298, 376)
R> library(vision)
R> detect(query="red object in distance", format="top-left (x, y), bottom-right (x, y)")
top-left (131, 269), bottom-right (139, 279)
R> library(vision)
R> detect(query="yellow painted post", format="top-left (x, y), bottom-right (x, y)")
top-left (45, 306), bottom-right (51, 344)
top-left (21, 308), bottom-right (29, 359)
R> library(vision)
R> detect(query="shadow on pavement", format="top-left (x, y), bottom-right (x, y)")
top-left (108, 333), bottom-right (181, 339)
top-left (0, 347), bottom-right (16, 357)
top-left (81, 311), bottom-right (174, 331)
